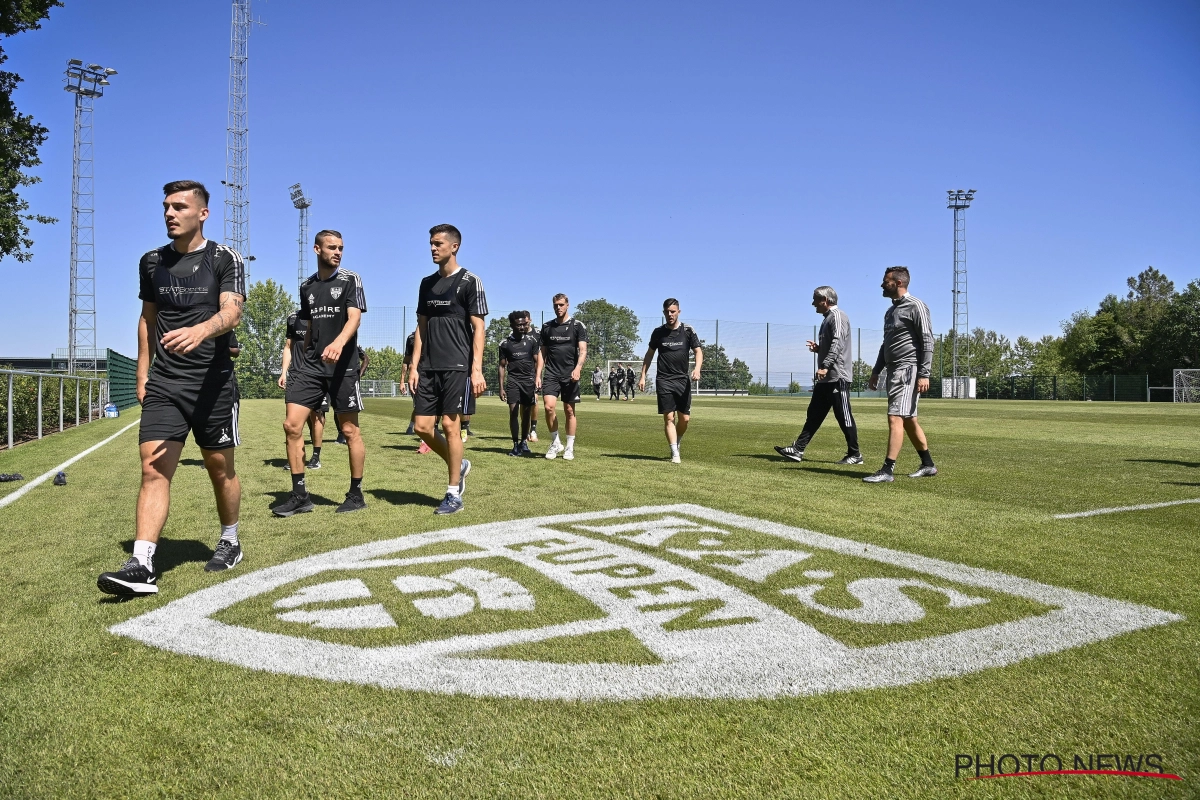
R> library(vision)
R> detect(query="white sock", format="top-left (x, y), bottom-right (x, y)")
top-left (552, 431), bottom-right (561, 444)
top-left (446, 485), bottom-right (460, 498)
top-left (566, 435), bottom-right (575, 449)
top-left (220, 522), bottom-right (239, 545)
top-left (133, 540), bottom-right (156, 570)
top-left (670, 442), bottom-right (679, 455)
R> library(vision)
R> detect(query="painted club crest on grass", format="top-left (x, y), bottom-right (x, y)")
top-left (110, 505), bottom-right (1181, 700)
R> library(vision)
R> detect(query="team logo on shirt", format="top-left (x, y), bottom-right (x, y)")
top-left (308, 294), bottom-right (316, 305)
top-left (331, 286), bottom-right (343, 300)
top-left (109, 505), bottom-right (1179, 700)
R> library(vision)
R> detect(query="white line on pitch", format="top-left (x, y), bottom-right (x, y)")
top-left (0, 420), bottom-right (139, 510)
top-left (1054, 497), bottom-right (1200, 519)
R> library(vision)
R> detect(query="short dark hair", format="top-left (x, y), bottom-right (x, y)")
top-left (429, 224), bottom-right (461, 244)
top-left (162, 180), bottom-right (209, 207)
top-left (885, 266), bottom-right (911, 288)
top-left (314, 229), bottom-right (343, 245)
top-left (508, 309), bottom-right (530, 325)
top-left (663, 298), bottom-right (680, 311)
top-left (553, 293), bottom-right (568, 304)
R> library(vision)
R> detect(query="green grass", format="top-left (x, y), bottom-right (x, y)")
top-left (0, 396), bottom-right (1197, 798)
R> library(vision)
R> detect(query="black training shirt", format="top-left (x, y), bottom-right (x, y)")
top-left (286, 312), bottom-right (310, 370)
top-left (298, 268), bottom-right (367, 377)
top-left (416, 268), bottom-right (488, 371)
top-left (403, 331), bottom-right (416, 364)
top-left (649, 323), bottom-right (702, 386)
top-left (540, 318), bottom-right (588, 377)
top-left (499, 332), bottom-right (540, 381)
top-left (138, 240), bottom-right (246, 386)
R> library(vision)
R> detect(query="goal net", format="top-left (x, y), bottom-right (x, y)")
top-left (603, 360), bottom-right (651, 398)
top-left (1174, 369), bottom-right (1200, 403)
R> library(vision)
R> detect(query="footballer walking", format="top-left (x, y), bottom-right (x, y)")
top-left (411, 224), bottom-right (488, 514)
top-left (537, 294), bottom-right (588, 460)
top-left (272, 230), bottom-right (369, 515)
top-left (774, 286), bottom-right (862, 465)
top-left (499, 310), bottom-right (541, 456)
top-left (98, 180), bottom-right (246, 596)
top-left (639, 298), bottom-right (702, 463)
top-left (864, 266), bottom-right (938, 483)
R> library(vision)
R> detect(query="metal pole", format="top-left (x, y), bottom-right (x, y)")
top-left (59, 376), bottom-right (64, 431)
top-left (37, 376), bottom-right (43, 439)
top-left (715, 319), bottom-right (719, 349)
top-left (75, 378), bottom-right (80, 425)
top-left (7, 374), bottom-right (12, 449)
top-left (765, 323), bottom-right (769, 389)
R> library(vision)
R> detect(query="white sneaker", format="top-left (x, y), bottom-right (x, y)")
top-left (545, 441), bottom-right (563, 459)
top-left (528, 430), bottom-right (538, 442)
top-left (563, 448), bottom-right (575, 461)
top-left (671, 453), bottom-right (681, 464)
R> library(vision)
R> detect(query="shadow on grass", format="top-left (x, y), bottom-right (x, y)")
top-left (600, 453), bottom-right (668, 462)
top-left (381, 444), bottom-right (421, 452)
top-left (472, 446), bottom-right (520, 455)
top-left (799, 466), bottom-right (874, 479)
top-left (1165, 482), bottom-right (1200, 487)
top-left (735, 453), bottom-right (790, 462)
top-left (119, 538), bottom-right (210, 573)
top-left (366, 488), bottom-right (439, 508)
top-left (262, 458), bottom-right (289, 468)
top-left (1126, 459), bottom-right (1200, 469)
top-left (263, 490), bottom-right (339, 507)
top-left (180, 458), bottom-right (207, 467)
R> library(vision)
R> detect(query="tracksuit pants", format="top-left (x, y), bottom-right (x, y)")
top-left (794, 380), bottom-right (860, 455)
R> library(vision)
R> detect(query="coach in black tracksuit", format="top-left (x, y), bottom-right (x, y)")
top-left (774, 286), bottom-right (862, 464)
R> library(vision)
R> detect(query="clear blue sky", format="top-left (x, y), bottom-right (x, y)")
top-left (4, 0), bottom-right (1198, 358)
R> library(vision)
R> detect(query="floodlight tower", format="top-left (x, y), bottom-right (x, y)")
top-left (224, 0), bottom-right (253, 271)
top-left (289, 183), bottom-right (312, 298)
top-left (946, 188), bottom-right (976, 398)
top-left (63, 60), bottom-right (117, 376)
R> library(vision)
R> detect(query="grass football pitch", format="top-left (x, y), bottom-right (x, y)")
top-left (0, 395), bottom-right (1197, 799)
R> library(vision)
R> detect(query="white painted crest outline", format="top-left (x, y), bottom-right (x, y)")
top-left (110, 504), bottom-right (1182, 700)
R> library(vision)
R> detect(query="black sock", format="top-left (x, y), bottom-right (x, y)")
top-left (312, 447), bottom-right (321, 459)
top-left (291, 472), bottom-right (307, 496)
top-left (918, 449), bottom-right (934, 467)
top-left (882, 458), bottom-right (896, 474)
top-left (350, 477), bottom-right (363, 496)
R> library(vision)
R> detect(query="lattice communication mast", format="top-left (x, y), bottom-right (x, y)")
top-left (946, 189), bottom-right (976, 398)
top-left (289, 183), bottom-right (312, 299)
top-left (63, 60), bottom-right (116, 376)
top-left (224, 0), bottom-right (253, 271)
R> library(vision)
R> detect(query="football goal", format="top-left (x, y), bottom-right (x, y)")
top-left (1174, 369), bottom-right (1200, 403)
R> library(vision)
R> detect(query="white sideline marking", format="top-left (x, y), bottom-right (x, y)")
top-left (1053, 497), bottom-right (1200, 519)
top-left (0, 420), bottom-right (139, 510)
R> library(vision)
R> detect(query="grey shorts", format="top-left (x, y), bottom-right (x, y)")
top-left (886, 365), bottom-right (921, 418)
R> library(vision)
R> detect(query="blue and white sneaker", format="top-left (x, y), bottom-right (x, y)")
top-left (459, 459), bottom-right (471, 496)
top-left (97, 557), bottom-right (158, 595)
top-left (435, 493), bottom-right (464, 515)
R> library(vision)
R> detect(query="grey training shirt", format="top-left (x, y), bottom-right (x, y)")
top-left (872, 294), bottom-right (934, 378)
top-left (816, 306), bottom-right (852, 383)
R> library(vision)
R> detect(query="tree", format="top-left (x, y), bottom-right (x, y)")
top-left (362, 346), bottom-right (405, 383)
top-left (0, 2), bottom-right (61, 263)
top-left (483, 316), bottom-right (510, 384)
top-left (574, 299), bottom-right (640, 368)
top-left (234, 279), bottom-right (294, 399)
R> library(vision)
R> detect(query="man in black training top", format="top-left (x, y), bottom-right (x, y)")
top-left (537, 294), bottom-right (588, 460)
top-left (773, 285), bottom-right (862, 465)
top-left (279, 310), bottom-right (326, 470)
top-left (411, 224), bottom-right (488, 514)
top-left (272, 230), bottom-right (368, 515)
top-left (499, 310), bottom-right (542, 456)
top-left (403, 330), bottom-right (419, 435)
top-left (639, 298), bottom-right (703, 463)
top-left (609, 366), bottom-right (620, 400)
top-left (97, 180), bottom-right (246, 596)
top-left (864, 266), bottom-right (938, 483)
top-left (625, 365), bottom-right (636, 400)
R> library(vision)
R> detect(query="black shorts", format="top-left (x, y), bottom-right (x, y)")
top-left (542, 374), bottom-right (581, 403)
top-left (415, 370), bottom-right (473, 417)
top-left (140, 374), bottom-right (240, 450)
top-left (287, 369), bottom-right (362, 414)
top-left (657, 381), bottom-right (692, 415)
top-left (505, 378), bottom-right (537, 408)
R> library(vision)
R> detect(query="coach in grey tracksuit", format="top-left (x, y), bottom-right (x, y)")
top-left (864, 266), bottom-right (938, 482)
top-left (773, 286), bottom-right (861, 464)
